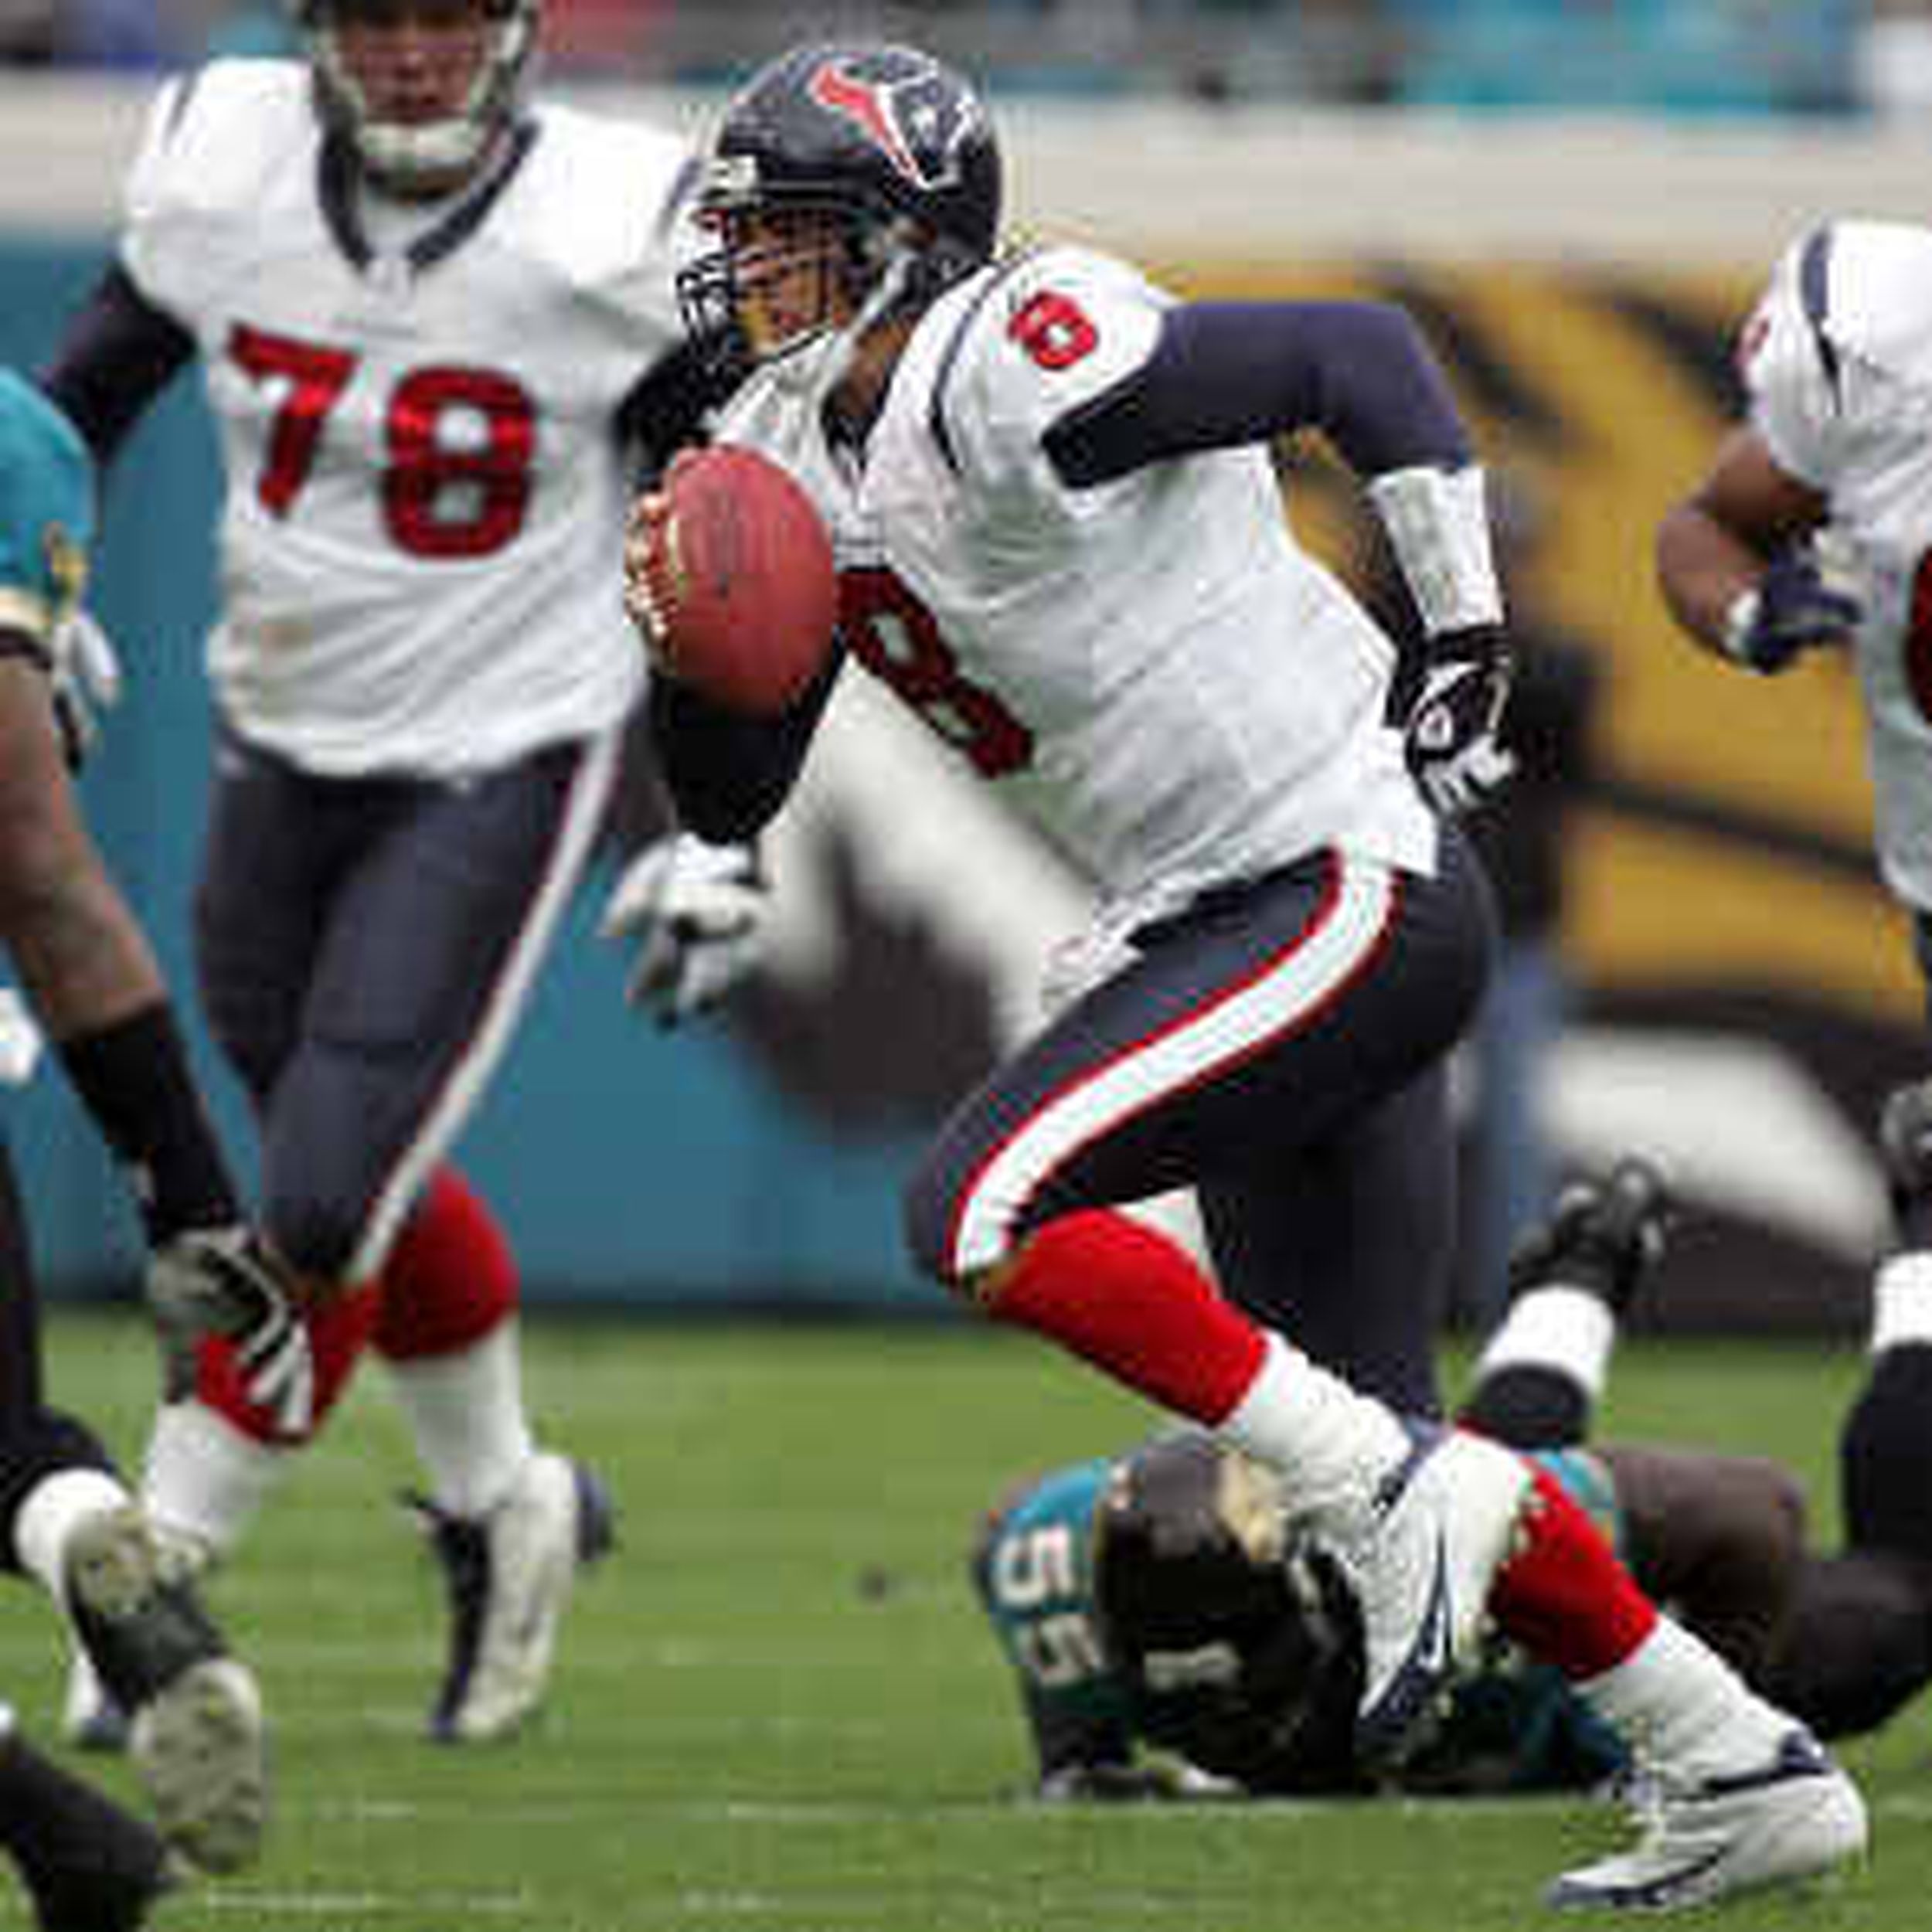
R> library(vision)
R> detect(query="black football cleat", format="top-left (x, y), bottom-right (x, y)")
top-left (61, 1505), bottom-right (267, 1874)
top-left (1504, 1158), bottom-right (1674, 1316)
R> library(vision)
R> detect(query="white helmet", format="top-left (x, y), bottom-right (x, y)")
top-left (295, 0), bottom-right (540, 196)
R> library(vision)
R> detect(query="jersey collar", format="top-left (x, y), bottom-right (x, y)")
top-left (317, 117), bottom-right (539, 280)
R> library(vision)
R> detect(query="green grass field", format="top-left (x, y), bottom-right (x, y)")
top-left (3, 1312), bottom-right (1927, 1931)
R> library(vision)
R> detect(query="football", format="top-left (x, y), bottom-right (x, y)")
top-left (628, 444), bottom-right (838, 717)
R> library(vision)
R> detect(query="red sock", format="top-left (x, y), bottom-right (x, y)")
top-left (1489, 1462), bottom-right (1658, 1679)
top-left (985, 1209), bottom-right (1267, 1423)
top-left (188, 1167), bottom-right (515, 1442)
top-left (194, 1282), bottom-right (380, 1444)
top-left (370, 1166), bottom-right (518, 1362)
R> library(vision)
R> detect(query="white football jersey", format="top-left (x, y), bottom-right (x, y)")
top-left (716, 245), bottom-right (1434, 944)
top-left (120, 60), bottom-right (687, 777)
top-left (1744, 219), bottom-right (1932, 913)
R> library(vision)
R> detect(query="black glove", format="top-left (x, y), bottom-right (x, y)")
top-left (145, 1226), bottom-right (315, 1437)
top-left (1723, 534), bottom-right (1864, 674)
top-left (1402, 624), bottom-right (1516, 816)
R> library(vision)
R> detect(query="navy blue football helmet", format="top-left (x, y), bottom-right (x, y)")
top-left (678, 42), bottom-right (1002, 375)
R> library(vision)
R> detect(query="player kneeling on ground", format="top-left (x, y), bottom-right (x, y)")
top-left (976, 1155), bottom-right (1889, 1910)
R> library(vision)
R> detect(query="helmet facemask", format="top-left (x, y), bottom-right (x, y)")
top-left (299, 0), bottom-right (538, 198)
top-left (679, 168), bottom-right (924, 401)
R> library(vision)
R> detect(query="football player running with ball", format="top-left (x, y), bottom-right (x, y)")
top-left (613, 42), bottom-right (1868, 1911)
top-left (978, 1131), bottom-right (1932, 1841)
top-left (39, 0), bottom-right (749, 1747)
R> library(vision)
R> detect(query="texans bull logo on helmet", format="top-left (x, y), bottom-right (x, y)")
top-left (806, 53), bottom-right (981, 196)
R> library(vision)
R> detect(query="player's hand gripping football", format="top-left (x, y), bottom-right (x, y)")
top-left (1402, 622), bottom-right (1516, 815)
top-left (621, 482), bottom-right (678, 668)
top-left (1723, 530), bottom-right (1865, 673)
top-left (146, 1226), bottom-right (315, 1437)
top-left (599, 831), bottom-right (770, 1028)
top-left (623, 445), bottom-right (837, 715)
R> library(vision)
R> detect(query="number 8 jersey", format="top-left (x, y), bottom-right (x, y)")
top-left (716, 243), bottom-right (1436, 943)
top-left (118, 58), bottom-right (689, 777)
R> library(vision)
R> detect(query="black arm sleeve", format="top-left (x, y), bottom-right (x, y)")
top-left (646, 651), bottom-right (842, 845)
top-left (614, 332), bottom-right (738, 487)
top-left (38, 263), bottom-right (196, 469)
top-left (1043, 300), bottom-right (1471, 489)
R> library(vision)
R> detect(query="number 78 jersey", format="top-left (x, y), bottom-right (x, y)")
top-left (118, 60), bottom-right (688, 777)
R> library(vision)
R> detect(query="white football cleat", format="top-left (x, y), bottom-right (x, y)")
top-left (418, 1451), bottom-right (616, 1743)
top-left (1547, 1728), bottom-right (1867, 1912)
top-left (62, 1505), bottom-right (267, 1873)
top-left (1342, 1425), bottom-right (1532, 1765)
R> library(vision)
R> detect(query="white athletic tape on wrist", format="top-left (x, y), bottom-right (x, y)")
top-left (1366, 463), bottom-right (1503, 637)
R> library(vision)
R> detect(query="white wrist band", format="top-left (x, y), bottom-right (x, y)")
top-left (1365, 463), bottom-right (1503, 635)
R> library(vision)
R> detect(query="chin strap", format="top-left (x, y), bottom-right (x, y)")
top-left (767, 248), bottom-right (916, 413)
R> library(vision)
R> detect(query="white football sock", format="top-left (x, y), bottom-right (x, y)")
top-left (142, 1400), bottom-right (288, 1562)
top-left (1577, 1614), bottom-right (1794, 1783)
top-left (14, 1467), bottom-right (132, 1606)
top-left (1475, 1284), bottom-right (1616, 1400)
top-left (1217, 1334), bottom-right (1410, 1525)
top-left (1871, 1250), bottom-right (1932, 1355)
top-left (385, 1321), bottom-right (534, 1520)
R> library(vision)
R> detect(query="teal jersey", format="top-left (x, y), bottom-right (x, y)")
top-left (976, 1444), bottom-right (1628, 1794)
top-left (971, 1458), bottom-right (1135, 1774)
top-left (0, 369), bottom-right (94, 655)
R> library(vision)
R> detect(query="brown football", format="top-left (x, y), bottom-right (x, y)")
top-left (643, 444), bottom-right (838, 716)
